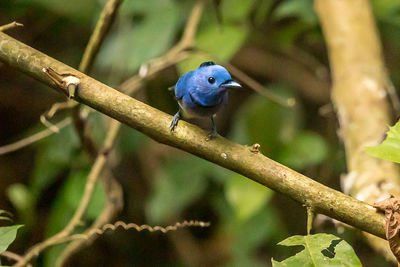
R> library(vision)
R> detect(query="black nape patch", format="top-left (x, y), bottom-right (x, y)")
top-left (199, 61), bottom-right (216, 67)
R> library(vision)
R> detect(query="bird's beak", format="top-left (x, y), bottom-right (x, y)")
top-left (220, 80), bottom-right (242, 89)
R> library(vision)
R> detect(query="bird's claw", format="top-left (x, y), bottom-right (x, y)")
top-left (170, 111), bottom-right (180, 131)
top-left (206, 127), bottom-right (217, 141)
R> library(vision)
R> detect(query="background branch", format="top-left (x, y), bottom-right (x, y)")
top-left (315, 0), bottom-right (400, 261)
top-left (0, 21), bottom-right (23, 32)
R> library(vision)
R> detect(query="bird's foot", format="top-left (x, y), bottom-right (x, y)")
top-left (206, 122), bottom-right (217, 140)
top-left (206, 115), bottom-right (217, 141)
top-left (206, 130), bottom-right (217, 141)
top-left (170, 111), bottom-right (180, 131)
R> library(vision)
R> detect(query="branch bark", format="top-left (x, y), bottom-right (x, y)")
top-left (315, 0), bottom-right (400, 261)
top-left (0, 31), bottom-right (387, 240)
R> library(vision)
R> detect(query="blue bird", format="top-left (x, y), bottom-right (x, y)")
top-left (170, 61), bottom-right (241, 139)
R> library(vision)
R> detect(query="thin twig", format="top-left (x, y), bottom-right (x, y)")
top-left (72, 0), bottom-right (123, 159)
top-left (0, 118), bottom-right (71, 155)
top-left (56, 170), bottom-right (123, 267)
top-left (12, 1), bottom-right (125, 266)
top-left (225, 63), bottom-right (296, 107)
top-left (0, 21), bottom-right (23, 32)
top-left (167, 0), bottom-right (205, 55)
top-left (79, 0), bottom-right (123, 74)
top-left (14, 220), bottom-right (210, 265)
top-left (46, 101), bottom-right (76, 118)
top-left (72, 220), bottom-right (210, 238)
top-left (40, 114), bottom-right (61, 133)
top-left (0, 251), bottom-right (32, 267)
top-left (63, 119), bottom-right (120, 234)
top-left (14, 120), bottom-right (121, 267)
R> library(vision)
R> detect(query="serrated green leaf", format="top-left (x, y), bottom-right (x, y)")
top-left (272, 234), bottom-right (361, 267)
top-left (366, 122), bottom-right (400, 163)
top-left (225, 174), bottom-right (273, 221)
top-left (0, 225), bottom-right (23, 253)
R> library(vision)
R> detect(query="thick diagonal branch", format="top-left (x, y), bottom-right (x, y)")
top-left (0, 32), bottom-right (386, 239)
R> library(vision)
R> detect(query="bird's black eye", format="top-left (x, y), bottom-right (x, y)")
top-left (208, 77), bottom-right (215, 84)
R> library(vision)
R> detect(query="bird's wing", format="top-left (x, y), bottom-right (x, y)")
top-left (175, 71), bottom-right (194, 100)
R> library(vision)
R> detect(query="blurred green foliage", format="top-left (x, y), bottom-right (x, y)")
top-left (2, 0), bottom-right (400, 266)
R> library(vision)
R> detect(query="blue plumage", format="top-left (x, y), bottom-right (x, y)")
top-left (170, 61), bottom-right (241, 139)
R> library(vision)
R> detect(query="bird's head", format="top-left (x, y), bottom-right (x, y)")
top-left (194, 62), bottom-right (241, 94)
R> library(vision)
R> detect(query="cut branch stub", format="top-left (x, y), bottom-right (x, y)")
top-left (42, 67), bottom-right (80, 98)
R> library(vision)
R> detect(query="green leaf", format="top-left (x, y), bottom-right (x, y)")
top-left (278, 131), bottom-right (328, 169)
top-left (272, 234), bottom-right (361, 267)
top-left (146, 156), bottom-right (210, 224)
top-left (366, 122), bottom-right (400, 163)
top-left (0, 225), bottom-right (23, 253)
top-left (225, 174), bottom-right (273, 221)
